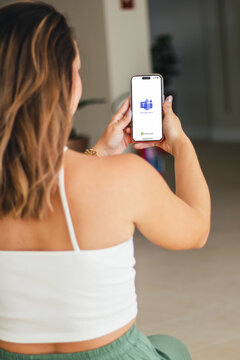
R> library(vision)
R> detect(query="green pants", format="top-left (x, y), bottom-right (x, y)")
top-left (0, 322), bottom-right (192, 360)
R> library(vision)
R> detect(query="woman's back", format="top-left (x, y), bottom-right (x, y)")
top-left (0, 148), bottom-right (138, 354)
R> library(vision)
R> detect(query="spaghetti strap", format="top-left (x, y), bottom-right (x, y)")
top-left (58, 147), bottom-right (80, 252)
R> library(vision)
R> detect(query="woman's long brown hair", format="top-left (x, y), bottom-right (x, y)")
top-left (0, 1), bottom-right (76, 219)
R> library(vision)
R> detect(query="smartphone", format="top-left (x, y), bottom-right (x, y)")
top-left (130, 74), bottom-right (164, 142)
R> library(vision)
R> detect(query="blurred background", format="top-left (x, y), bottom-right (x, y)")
top-left (0, 0), bottom-right (239, 358)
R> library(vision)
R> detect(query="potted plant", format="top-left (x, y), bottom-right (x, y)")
top-left (67, 98), bottom-right (106, 152)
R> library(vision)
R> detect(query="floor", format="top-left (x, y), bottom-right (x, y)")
top-left (133, 141), bottom-right (240, 360)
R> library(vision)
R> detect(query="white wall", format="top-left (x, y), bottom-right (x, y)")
top-left (103, 0), bottom-right (152, 106)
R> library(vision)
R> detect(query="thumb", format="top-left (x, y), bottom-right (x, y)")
top-left (162, 95), bottom-right (173, 114)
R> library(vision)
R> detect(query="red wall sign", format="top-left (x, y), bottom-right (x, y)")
top-left (120, 0), bottom-right (135, 9)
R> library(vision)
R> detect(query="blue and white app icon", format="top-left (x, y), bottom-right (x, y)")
top-left (140, 99), bottom-right (153, 111)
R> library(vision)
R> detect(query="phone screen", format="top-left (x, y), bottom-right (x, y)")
top-left (131, 75), bottom-right (163, 142)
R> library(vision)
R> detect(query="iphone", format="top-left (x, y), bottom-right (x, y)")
top-left (130, 74), bottom-right (164, 142)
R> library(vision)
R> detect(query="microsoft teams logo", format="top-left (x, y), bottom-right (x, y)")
top-left (140, 99), bottom-right (153, 110)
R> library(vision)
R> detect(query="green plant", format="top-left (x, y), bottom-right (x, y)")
top-left (69, 98), bottom-right (106, 139)
top-left (151, 33), bottom-right (180, 90)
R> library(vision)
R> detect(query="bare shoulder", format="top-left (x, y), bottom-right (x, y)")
top-left (63, 149), bottom-right (158, 206)
top-left (64, 149), bottom-right (135, 180)
top-left (63, 150), bottom-right (139, 220)
top-left (63, 149), bottom-right (208, 250)
top-left (63, 148), bottom-right (137, 204)
top-left (62, 149), bottom-right (136, 246)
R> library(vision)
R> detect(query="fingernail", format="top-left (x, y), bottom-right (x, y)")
top-left (127, 109), bottom-right (131, 117)
top-left (168, 95), bottom-right (173, 102)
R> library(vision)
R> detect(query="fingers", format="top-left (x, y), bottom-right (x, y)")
top-left (117, 108), bottom-right (132, 130)
top-left (134, 141), bottom-right (157, 149)
top-left (113, 96), bottom-right (130, 122)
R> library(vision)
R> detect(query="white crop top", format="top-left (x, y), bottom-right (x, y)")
top-left (0, 146), bottom-right (137, 343)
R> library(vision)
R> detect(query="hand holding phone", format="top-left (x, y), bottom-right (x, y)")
top-left (133, 95), bottom-right (188, 156)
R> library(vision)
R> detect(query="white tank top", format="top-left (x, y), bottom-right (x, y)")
top-left (0, 146), bottom-right (137, 343)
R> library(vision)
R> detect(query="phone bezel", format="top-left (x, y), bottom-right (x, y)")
top-left (130, 73), bottom-right (164, 143)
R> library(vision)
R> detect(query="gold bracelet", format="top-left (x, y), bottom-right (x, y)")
top-left (84, 148), bottom-right (98, 156)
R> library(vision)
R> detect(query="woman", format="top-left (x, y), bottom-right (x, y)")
top-left (0, 1), bottom-right (211, 359)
